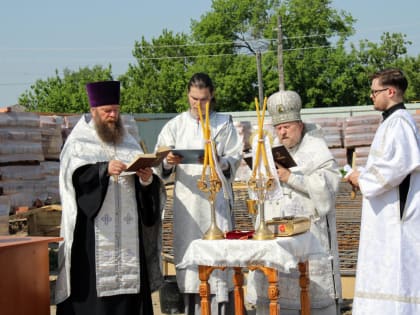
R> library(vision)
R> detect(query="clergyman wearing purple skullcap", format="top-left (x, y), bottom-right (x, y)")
top-left (86, 81), bottom-right (120, 107)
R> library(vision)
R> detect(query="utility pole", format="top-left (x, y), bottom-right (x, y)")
top-left (256, 50), bottom-right (264, 106)
top-left (277, 15), bottom-right (285, 91)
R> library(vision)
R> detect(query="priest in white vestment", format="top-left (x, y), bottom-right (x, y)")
top-left (347, 68), bottom-right (420, 315)
top-left (155, 73), bottom-right (243, 315)
top-left (56, 81), bottom-right (165, 315)
top-left (246, 90), bottom-right (342, 315)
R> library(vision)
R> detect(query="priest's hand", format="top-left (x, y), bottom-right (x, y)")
top-left (346, 170), bottom-right (360, 189)
top-left (136, 167), bottom-right (153, 183)
top-left (166, 152), bottom-right (183, 165)
top-left (276, 163), bottom-right (290, 183)
top-left (108, 160), bottom-right (127, 176)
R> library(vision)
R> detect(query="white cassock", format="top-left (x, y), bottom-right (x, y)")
top-left (352, 109), bottom-right (420, 315)
top-left (246, 123), bottom-right (342, 315)
top-left (155, 111), bottom-right (242, 301)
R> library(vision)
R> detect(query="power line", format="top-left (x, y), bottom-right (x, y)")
top-left (128, 44), bottom-right (334, 60)
top-left (0, 47), bottom-right (133, 52)
top-left (1, 21), bottom-right (419, 52)
top-left (0, 35), bottom-right (351, 51)
top-left (0, 82), bottom-right (34, 86)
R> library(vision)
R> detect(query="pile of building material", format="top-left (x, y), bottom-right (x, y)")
top-left (0, 108), bottom-right (141, 218)
top-left (0, 197), bottom-right (10, 235)
top-left (234, 112), bottom-right (420, 169)
top-left (0, 109), bottom-right (61, 214)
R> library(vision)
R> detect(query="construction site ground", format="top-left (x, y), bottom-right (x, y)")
top-left (10, 180), bottom-right (358, 315)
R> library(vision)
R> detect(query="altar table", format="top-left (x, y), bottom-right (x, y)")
top-left (0, 236), bottom-right (62, 315)
top-left (177, 231), bottom-right (325, 315)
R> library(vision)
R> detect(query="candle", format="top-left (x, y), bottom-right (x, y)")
top-left (205, 102), bottom-right (215, 178)
top-left (197, 104), bottom-right (208, 175)
top-left (197, 101), bottom-right (219, 183)
top-left (252, 97), bottom-right (271, 178)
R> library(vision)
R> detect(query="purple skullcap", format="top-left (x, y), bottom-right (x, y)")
top-left (86, 81), bottom-right (120, 107)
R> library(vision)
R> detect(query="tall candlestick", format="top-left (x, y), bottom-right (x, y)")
top-left (196, 101), bottom-right (224, 240)
top-left (248, 96), bottom-right (274, 240)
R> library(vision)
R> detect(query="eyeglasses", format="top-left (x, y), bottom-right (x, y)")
top-left (370, 88), bottom-right (389, 97)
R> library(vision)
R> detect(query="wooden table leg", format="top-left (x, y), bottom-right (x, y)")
top-left (298, 261), bottom-right (310, 315)
top-left (198, 265), bottom-right (226, 315)
top-left (199, 265), bottom-right (214, 315)
top-left (249, 266), bottom-right (279, 315)
top-left (233, 267), bottom-right (245, 315)
top-left (265, 267), bottom-right (279, 315)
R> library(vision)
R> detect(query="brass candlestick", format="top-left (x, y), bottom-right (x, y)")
top-left (197, 102), bottom-right (225, 240)
top-left (248, 175), bottom-right (275, 240)
top-left (248, 97), bottom-right (275, 240)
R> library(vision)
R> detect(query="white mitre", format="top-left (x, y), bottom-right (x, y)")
top-left (267, 90), bottom-right (302, 125)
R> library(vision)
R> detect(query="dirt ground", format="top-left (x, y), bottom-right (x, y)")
top-left (50, 296), bottom-right (353, 315)
top-left (149, 296), bottom-right (353, 315)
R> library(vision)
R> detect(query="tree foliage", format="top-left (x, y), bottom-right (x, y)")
top-left (19, 0), bottom-right (420, 113)
top-left (263, 0), bottom-right (357, 107)
top-left (19, 65), bottom-right (113, 113)
top-left (120, 30), bottom-right (192, 113)
top-left (348, 32), bottom-right (414, 105)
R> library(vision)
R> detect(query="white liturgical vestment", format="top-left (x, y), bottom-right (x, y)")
top-left (56, 114), bottom-right (164, 303)
top-left (155, 111), bottom-right (242, 301)
top-left (246, 123), bottom-right (342, 314)
top-left (352, 108), bottom-right (420, 315)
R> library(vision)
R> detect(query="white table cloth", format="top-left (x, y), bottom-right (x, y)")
top-left (177, 231), bottom-right (327, 272)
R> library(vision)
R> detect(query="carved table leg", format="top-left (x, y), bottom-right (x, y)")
top-left (198, 265), bottom-right (226, 315)
top-left (233, 267), bottom-right (245, 314)
top-left (199, 265), bottom-right (215, 315)
top-left (249, 266), bottom-right (279, 315)
top-left (298, 261), bottom-right (310, 315)
top-left (265, 267), bottom-right (279, 315)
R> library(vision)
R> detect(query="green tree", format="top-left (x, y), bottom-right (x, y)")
top-left (394, 55), bottom-right (420, 103)
top-left (349, 32), bottom-right (413, 105)
top-left (19, 65), bottom-right (113, 113)
top-left (189, 0), bottom-right (357, 108)
top-left (189, 0), bottom-right (274, 110)
top-left (120, 30), bottom-right (192, 113)
top-left (262, 0), bottom-right (356, 107)
top-left (18, 0), bottom-right (420, 112)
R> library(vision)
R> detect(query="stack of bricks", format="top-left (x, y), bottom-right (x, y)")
top-left (0, 110), bottom-right (141, 216)
top-left (303, 117), bottom-right (346, 167)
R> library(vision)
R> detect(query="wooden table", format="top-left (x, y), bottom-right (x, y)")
top-left (0, 236), bottom-right (62, 315)
top-left (178, 232), bottom-right (324, 315)
top-left (198, 261), bottom-right (310, 315)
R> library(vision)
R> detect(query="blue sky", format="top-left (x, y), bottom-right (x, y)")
top-left (1, 0), bottom-right (419, 107)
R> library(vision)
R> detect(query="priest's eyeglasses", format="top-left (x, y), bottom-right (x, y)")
top-left (370, 88), bottom-right (389, 97)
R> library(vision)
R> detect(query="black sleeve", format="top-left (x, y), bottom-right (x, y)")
top-left (72, 162), bottom-right (110, 219)
top-left (223, 167), bottom-right (231, 179)
top-left (135, 174), bottom-right (162, 226)
top-left (161, 161), bottom-right (174, 177)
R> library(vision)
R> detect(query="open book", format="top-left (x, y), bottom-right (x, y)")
top-left (172, 149), bottom-right (205, 164)
top-left (125, 146), bottom-right (171, 172)
top-left (243, 144), bottom-right (297, 169)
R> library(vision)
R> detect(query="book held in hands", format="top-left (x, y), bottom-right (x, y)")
top-left (171, 149), bottom-right (205, 164)
top-left (125, 146), bottom-right (171, 171)
top-left (243, 145), bottom-right (297, 169)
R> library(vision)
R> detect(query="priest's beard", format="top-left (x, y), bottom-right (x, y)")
top-left (94, 115), bottom-right (125, 145)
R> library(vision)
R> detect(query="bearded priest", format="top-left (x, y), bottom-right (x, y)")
top-left (55, 81), bottom-right (165, 315)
